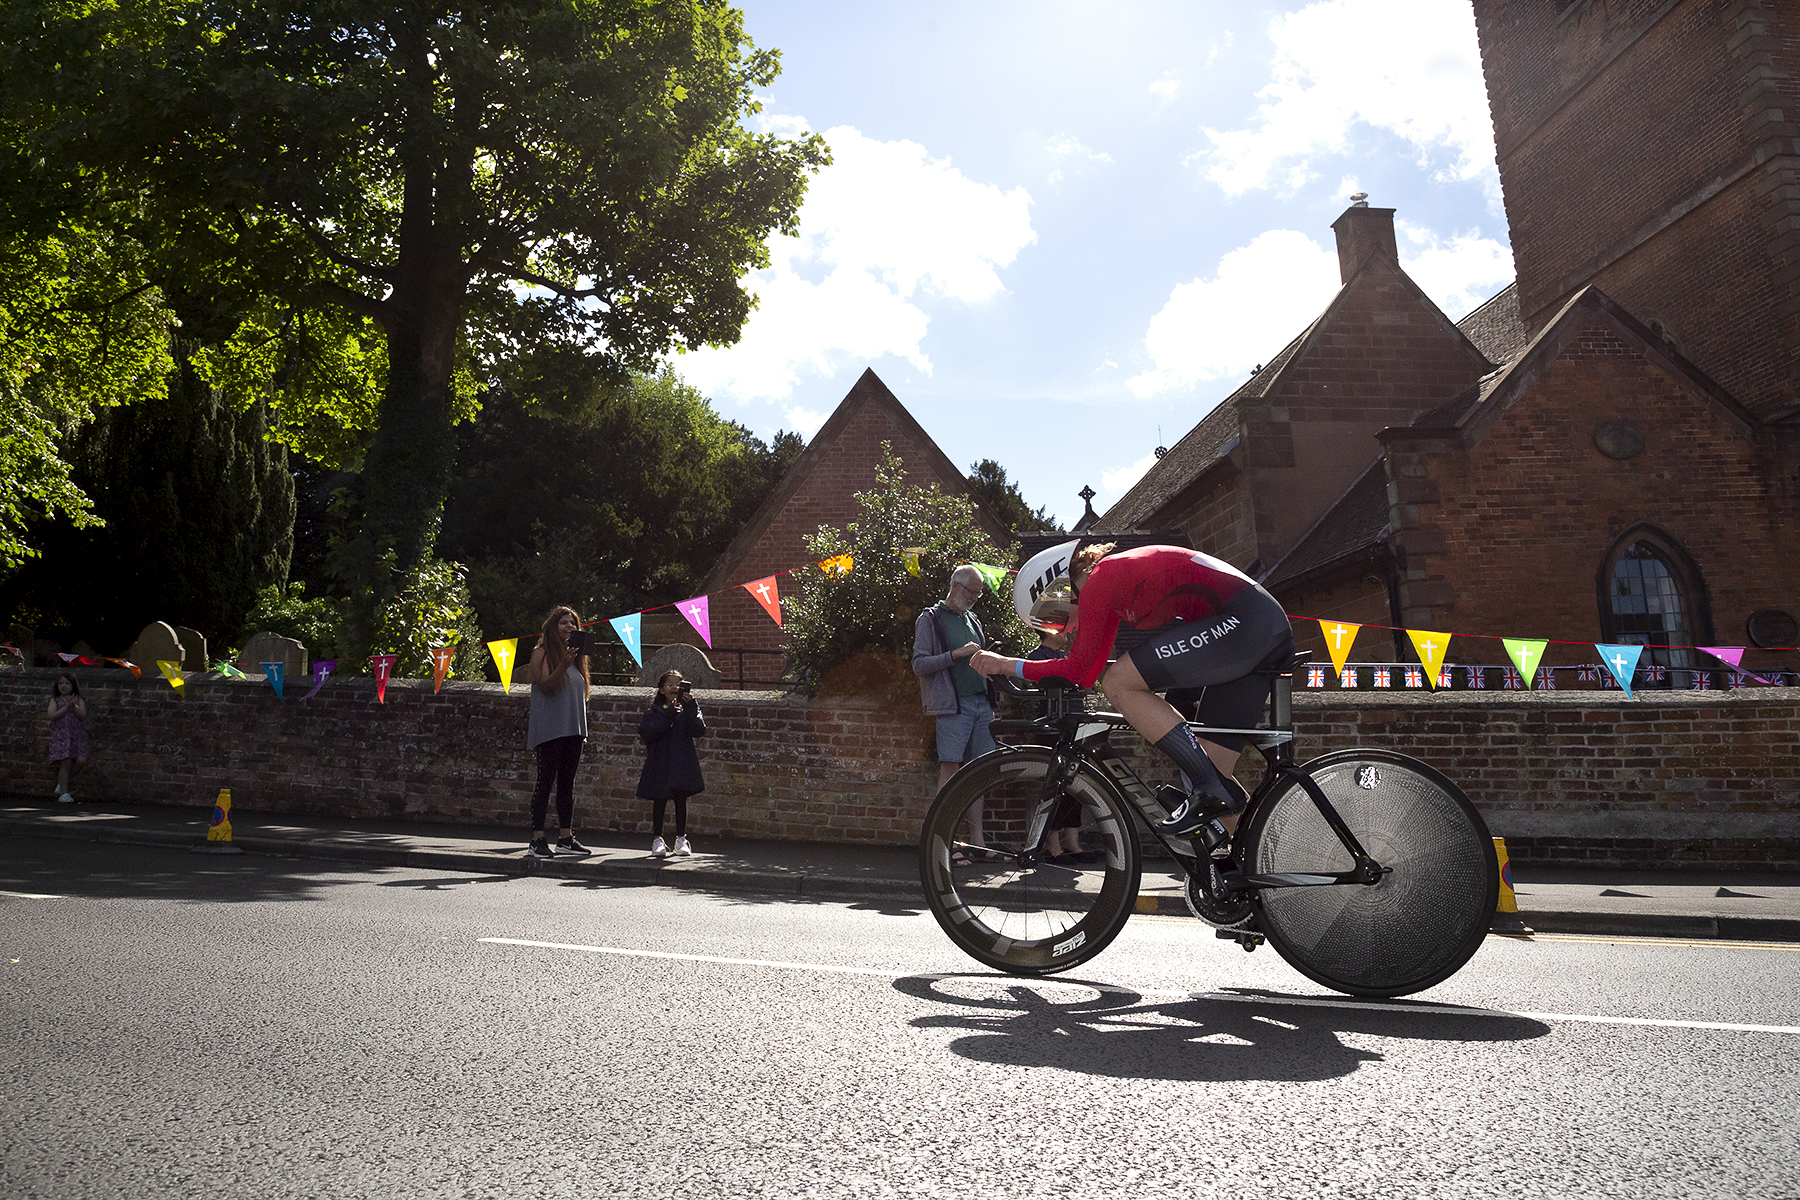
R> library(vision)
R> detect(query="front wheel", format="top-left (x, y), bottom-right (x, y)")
top-left (919, 746), bottom-right (1142, 975)
top-left (1242, 750), bottom-right (1498, 997)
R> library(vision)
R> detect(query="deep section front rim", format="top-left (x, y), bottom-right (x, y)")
top-left (1244, 749), bottom-right (1499, 998)
top-left (919, 745), bottom-right (1142, 975)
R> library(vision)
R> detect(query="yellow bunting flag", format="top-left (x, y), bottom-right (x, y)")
top-left (487, 638), bottom-right (518, 694)
top-left (1503, 638), bottom-right (1548, 688)
top-left (1318, 621), bottom-right (1360, 677)
top-left (1406, 629), bottom-right (1452, 688)
top-left (818, 553), bottom-right (853, 577)
top-left (903, 547), bottom-right (923, 578)
top-left (430, 645), bottom-right (458, 694)
top-left (156, 660), bottom-right (185, 690)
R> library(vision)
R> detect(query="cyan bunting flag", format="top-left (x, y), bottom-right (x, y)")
top-left (261, 662), bottom-right (285, 699)
top-left (609, 615), bottom-right (643, 666)
top-left (1594, 644), bottom-right (1643, 697)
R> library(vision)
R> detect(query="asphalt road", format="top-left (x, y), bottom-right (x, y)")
top-left (3, 838), bottom-right (1797, 1200)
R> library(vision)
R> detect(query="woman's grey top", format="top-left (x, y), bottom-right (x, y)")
top-left (527, 665), bottom-right (588, 748)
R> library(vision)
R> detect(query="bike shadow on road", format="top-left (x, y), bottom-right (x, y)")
top-left (893, 974), bottom-right (1552, 1083)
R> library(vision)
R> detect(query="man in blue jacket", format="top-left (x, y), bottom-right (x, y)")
top-left (912, 565), bottom-right (992, 862)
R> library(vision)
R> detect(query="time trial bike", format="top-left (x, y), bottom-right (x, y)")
top-left (916, 654), bottom-right (1500, 998)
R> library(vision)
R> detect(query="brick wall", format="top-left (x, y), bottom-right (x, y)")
top-left (1473, 0), bottom-right (1800, 418)
top-left (1388, 303), bottom-right (1800, 676)
top-left (6, 666), bottom-right (1795, 869)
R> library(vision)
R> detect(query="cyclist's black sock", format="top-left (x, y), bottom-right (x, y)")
top-left (1154, 725), bottom-right (1239, 808)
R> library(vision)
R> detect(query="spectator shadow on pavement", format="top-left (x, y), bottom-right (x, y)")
top-left (0, 838), bottom-right (422, 905)
top-left (893, 974), bottom-right (1552, 1083)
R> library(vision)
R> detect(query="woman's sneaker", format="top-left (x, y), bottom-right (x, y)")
top-left (651, 836), bottom-right (668, 859)
top-left (525, 838), bottom-right (555, 859)
top-left (673, 836), bottom-right (692, 857)
top-left (554, 836), bottom-right (591, 857)
top-left (56, 792), bottom-right (74, 804)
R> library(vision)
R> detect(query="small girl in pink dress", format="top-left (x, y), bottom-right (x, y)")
top-left (45, 674), bottom-right (90, 804)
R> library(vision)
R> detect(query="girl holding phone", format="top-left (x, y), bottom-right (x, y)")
top-left (637, 670), bottom-right (706, 858)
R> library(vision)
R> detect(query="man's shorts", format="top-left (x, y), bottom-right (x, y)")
top-left (1127, 586), bottom-right (1296, 751)
top-left (935, 694), bottom-right (996, 764)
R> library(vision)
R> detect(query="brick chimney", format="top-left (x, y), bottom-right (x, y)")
top-left (1331, 199), bottom-right (1398, 284)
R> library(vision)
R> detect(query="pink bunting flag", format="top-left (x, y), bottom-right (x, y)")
top-left (743, 577), bottom-right (782, 628)
top-left (371, 653), bottom-right (398, 704)
top-left (676, 595), bottom-right (713, 647)
top-left (1697, 647), bottom-right (1773, 686)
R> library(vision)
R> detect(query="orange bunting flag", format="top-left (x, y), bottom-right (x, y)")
top-left (1318, 621), bottom-right (1360, 677)
top-left (487, 638), bottom-right (518, 694)
top-left (1406, 629), bottom-right (1452, 688)
top-left (107, 657), bottom-right (143, 678)
top-left (818, 553), bottom-right (853, 577)
top-left (743, 577), bottom-right (783, 627)
top-left (430, 645), bottom-right (458, 694)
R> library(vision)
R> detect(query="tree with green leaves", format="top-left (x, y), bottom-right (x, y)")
top-left (965, 458), bottom-right (1060, 536)
top-left (784, 444), bottom-right (1031, 696)
top-left (441, 368), bottom-right (801, 646)
top-left (2, 0), bottom-right (828, 652)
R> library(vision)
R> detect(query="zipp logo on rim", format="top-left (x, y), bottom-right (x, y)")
top-left (1052, 930), bottom-right (1087, 957)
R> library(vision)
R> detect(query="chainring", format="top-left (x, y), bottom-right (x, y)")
top-left (1186, 858), bottom-right (1256, 930)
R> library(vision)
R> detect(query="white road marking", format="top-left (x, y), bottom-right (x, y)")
top-left (0, 890), bottom-right (65, 900)
top-left (481, 937), bottom-right (1800, 1036)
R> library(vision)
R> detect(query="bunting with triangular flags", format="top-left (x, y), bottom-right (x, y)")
top-left (818, 553), bottom-right (853, 577)
top-left (300, 660), bottom-right (337, 700)
top-left (743, 577), bottom-right (783, 628)
top-left (1406, 629), bottom-right (1452, 689)
top-left (487, 639), bottom-right (518, 693)
top-left (1698, 646), bottom-right (1773, 686)
top-left (609, 615), bottom-right (643, 666)
top-left (430, 645), bottom-right (458, 694)
top-left (1595, 644), bottom-right (1643, 697)
top-left (1502, 638), bottom-right (1548, 688)
top-left (968, 562), bottom-right (1009, 594)
top-left (1319, 621), bottom-right (1360, 677)
top-left (156, 660), bottom-right (185, 690)
top-left (261, 662), bottom-right (285, 699)
top-left (677, 596), bottom-right (712, 647)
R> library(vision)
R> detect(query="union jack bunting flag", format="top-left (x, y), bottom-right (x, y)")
top-left (1691, 672), bottom-right (1712, 690)
top-left (1373, 666), bottom-right (1392, 688)
top-left (1599, 666), bottom-right (1619, 687)
top-left (1340, 667), bottom-right (1359, 688)
top-left (1502, 666), bottom-right (1523, 689)
top-left (1577, 664), bottom-right (1599, 684)
top-left (1540, 667), bottom-right (1557, 689)
top-left (1306, 664), bottom-right (1327, 689)
top-left (1644, 662), bottom-right (1666, 682)
top-left (1730, 671), bottom-right (1751, 689)
top-left (1466, 666), bottom-right (1486, 689)
top-left (1438, 665), bottom-right (1454, 688)
top-left (1404, 666), bottom-right (1424, 689)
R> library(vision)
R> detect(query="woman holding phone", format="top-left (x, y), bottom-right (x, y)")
top-left (524, 605), bottom-right (593, 859)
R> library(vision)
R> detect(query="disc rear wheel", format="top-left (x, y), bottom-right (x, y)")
top-left (1243, 750), bottom-right (1498, 997)
top-left (919, 746), bottom-right (1142, 975)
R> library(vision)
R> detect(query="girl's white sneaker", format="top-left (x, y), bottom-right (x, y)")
top-left (674, 836), bottom-right (692, 857)
top-left (56, 792), bottom-right (74, 804)
top-left (651, 836), bottom-right (668, 859)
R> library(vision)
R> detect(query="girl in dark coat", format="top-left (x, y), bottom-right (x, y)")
top-left (638, 670), bottom-right (705, 858)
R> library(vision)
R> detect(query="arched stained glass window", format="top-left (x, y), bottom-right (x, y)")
top-left (1607, 540), bottom-right (1696, 682)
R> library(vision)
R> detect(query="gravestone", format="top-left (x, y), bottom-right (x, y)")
top-left (128, 622), bottom-right (185, 671)
top-left (174, 627), bottom-right (208, 672)
top-left (6, 623), bottom-right (33, 665)
top-left (70, 640), bottom-right (96, 656)
top-left (33, 638), bottom-right (63, 667)
top-left (636, 642), bottom-right (722, 690)
top-left (240, 631), bottom-right (309, 679)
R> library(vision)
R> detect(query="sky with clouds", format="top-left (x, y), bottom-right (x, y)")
top-left (670, 0), bottom-right (1513, 529)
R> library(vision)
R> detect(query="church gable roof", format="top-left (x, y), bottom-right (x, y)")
top-left (1455, 282), bottom-right (1530, 366)
top-left (699, 368), bottom-right (1011, 593)
top-left (1259, 454), bottom-right (1391, 590)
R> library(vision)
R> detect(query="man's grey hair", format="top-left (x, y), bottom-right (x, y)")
top-left (950, 564), bottom-right (984, 589)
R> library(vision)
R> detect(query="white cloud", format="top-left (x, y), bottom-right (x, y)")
top-left (1102, 451), bottom-right (1159, 496)
top-left (1195, 0), bottom-right (1498, 203)
top-left (1043, 133), bottom-right (1114, 185)
top-left (1148, 71), bottom-right (1181, 104)
top-left (1396, 220), bottom-right (1514, 320)
top-left (783, 405), bottom-right (828, 439)
top-left (675, 121), bottom-right (1036, 403)
top-left (1127, 229), bottom-right (1341, 397)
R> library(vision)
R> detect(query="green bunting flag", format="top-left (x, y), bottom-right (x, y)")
top-left (968, 563), bottom-right (1008, 595)
top-left (1502, 638), bottom-right (1549, 688)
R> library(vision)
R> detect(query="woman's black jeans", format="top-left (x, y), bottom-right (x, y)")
top-left (532, 735), bottom-right (584, 832)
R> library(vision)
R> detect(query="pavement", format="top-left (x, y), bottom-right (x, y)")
top-left (3, 796), bottom-right (1797, 942)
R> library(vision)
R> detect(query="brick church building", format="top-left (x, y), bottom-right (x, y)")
top-left (667, 368), bottom-right (1008, 679)
top-left (1097, 0), bottom-right (1800, 683)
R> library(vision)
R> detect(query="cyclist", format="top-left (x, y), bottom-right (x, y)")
top-left (970, 542), bottom-right (1295, 849)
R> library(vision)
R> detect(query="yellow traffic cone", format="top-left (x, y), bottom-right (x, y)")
top-left (1490, 836), bottom-right (1530, 935)
top-left (191, 787), bottom-right (244, 855)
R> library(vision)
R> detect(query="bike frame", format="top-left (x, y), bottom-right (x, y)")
top-left (990, 660), bottom-right (1386, 895)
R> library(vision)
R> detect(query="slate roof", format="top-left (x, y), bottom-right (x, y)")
top-left (1455, 282), bottom-right (1530, 366)
top-left (1259, 455), bottom-right (1390, 589)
